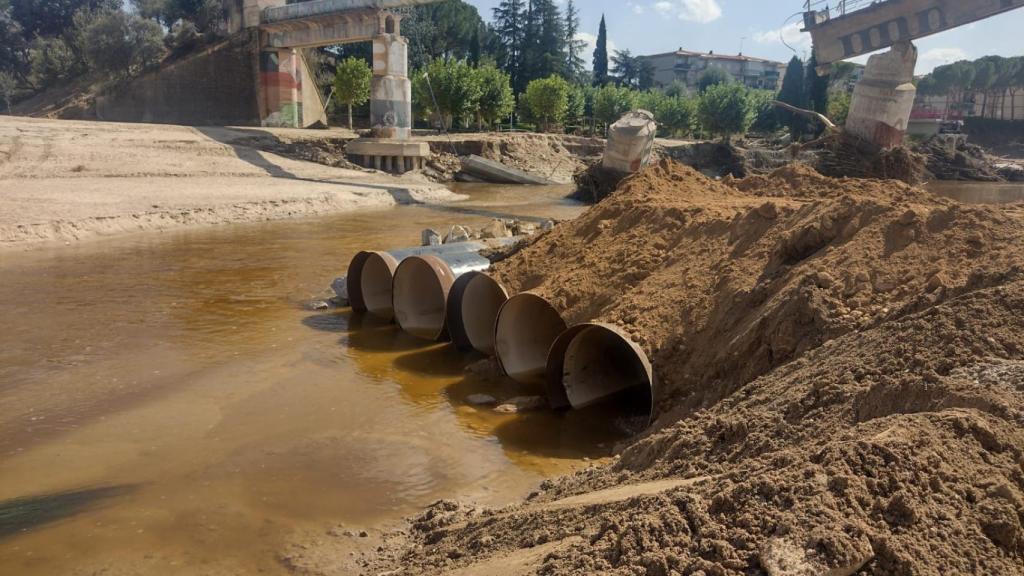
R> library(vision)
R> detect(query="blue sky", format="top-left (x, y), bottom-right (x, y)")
top-left (463, 0), bottom-right (1024, 74)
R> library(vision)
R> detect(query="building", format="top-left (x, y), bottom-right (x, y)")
top-left (641, 49), bottom-right (787, 91)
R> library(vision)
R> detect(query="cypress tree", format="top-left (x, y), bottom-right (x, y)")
top-left (593, 15), bottom-right (608, 86)
top-left (805, 55), bottom-right (829, 114)
top-left (778, 56), bottom-right (806, 137)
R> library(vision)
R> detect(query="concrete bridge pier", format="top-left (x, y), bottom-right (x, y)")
top-left (845, 41), bottom-right (918, 149)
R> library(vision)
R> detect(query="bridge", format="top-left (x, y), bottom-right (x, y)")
top-left (801, 0), bottom-right (1024, 148)
top-left (220, 0), bottom-right (442, 172)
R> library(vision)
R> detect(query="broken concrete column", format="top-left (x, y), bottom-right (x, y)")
top-left (370, 13), bottom-right (412, 140)
top-left (845, 41), bottom-right (918, 149)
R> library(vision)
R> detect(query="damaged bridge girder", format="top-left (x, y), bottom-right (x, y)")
top-left (804, 0), bottom-right (1024, 65)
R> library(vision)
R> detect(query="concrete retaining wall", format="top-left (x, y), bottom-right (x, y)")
top-left (96, 33), bottom-right (261, 126)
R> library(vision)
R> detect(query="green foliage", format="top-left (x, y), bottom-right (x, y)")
top-left (698, 82), bottom-right (755, 140)
top-left (805, 55), bottom-right (829, 114)
top-left (592, 83), bottom-right (635, 127)
top-left (638, 90), bottom-right (696, 137)
top-left (405, 0), bottom-right (488, 70)
top-left (28, 36), bottom-right (77, 87)
top-left (130, 0), bottom-right (220, 32)
top-left (521, 0), bottom-right (564, 85)
top-left (697, 67), bottom-right (731, 93)
top-left (564, 83), bottom-right (590, 130)
top-left (523, 74), bottom-right (569, 132)
top-left (492, 0), bottom-right (527, 92)
top-left (474, 62), bottom-right (514, 129)
top-left (611, 49), bottom-right (654, 89)
top-left (747, 89), bottom-right (778, 133)
top-left (827, 90), bottom-right (851, 126)
top-left (81, 9), bottom-right (164, 78)
top-left (11, 0), bottom-right (117, 39)
top-left (563, 0), bottom-right (586, 82)
top-left (420, 57), bottom-right (482, 130)
top-left (0, 70), bottom-right (17, 112)
top-left (0, 9), bottom-right (30, 81)
top-left (333, 56), bottom-right (371, 130)
top-left (593, 15), bottom-right (608, 86)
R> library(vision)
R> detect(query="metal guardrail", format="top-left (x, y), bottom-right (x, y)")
top-left (263, 0), bottom-right (439, 24)
top-left (803, 0), bottom-right (882, 19)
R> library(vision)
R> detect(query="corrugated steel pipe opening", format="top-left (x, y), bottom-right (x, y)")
top-left (495, 293), bottom-right (567, 387)
top-left (460, 273), bottom-right (509, 355)
top-left (393, 255), bottom-right (456, 341)
top-left (547, 323), bottom-right (654, 432)
top-left (361, 252), bottom-right (400, 321)
top-left (346, 251), bottom-right (372, 312)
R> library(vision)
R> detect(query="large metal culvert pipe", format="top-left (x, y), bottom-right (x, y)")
top-left (393, 255), bottom-right (458, 341)
top-left (446, 272), bottom-right (509, 354)
top-left (494, 293), bottom-right (568, 387)
top-left (346, 242), bottom-right (499, 317)
top-left (361, 252), bottom-right (400, 320)
top-left (346, 251), bottom-right (372, 312)
top-left (546, 323), bottom-right (654, 430)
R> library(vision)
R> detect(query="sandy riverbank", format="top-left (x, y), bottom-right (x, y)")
top-left (0, 117), bottom-right (460, 250)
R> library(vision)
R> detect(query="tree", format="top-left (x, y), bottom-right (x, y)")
top-left (777, 56), bottom-right (806, 137)
top-left (130, 0), bottom-right (221, 32)
top-left (520, 0), bottom-right (564, 86)
top-left (404, 0), bottom-right (487, 70)
top-left (419, 57), bottom-right (482, 129)
top-left (523, 74), bottom-right (569, 132)
top-left (28, 35), bottom-right (76, 87)
top-left (805, 55), bottom-right (829, 114)
top-left (492, 0), bottom-right (526, 93)
top-left (972, 57), bottom-right (997, 118)
top-left (593, 14), bottom-right (608, 86)
top-left (593, 84), bottom-right (635, 127)
top-left (565, 83), bottom-right (589, 131)
top-left (0, 9), bottom-right (30, 83)
top-left (563, 0), bottom-right (586, 82)
top-left (698, 82), bottom-right (755, 141)
top-left (610, 50), bottom-right (654, 89)
top-left (11, 0), bottom-right (117, 39)
top-left (474, 63), bottom-right (514, 129)
top-left (81, 9), bottom-right (164, 78)
top-left (697, 67), bottom-right (731, 93)
top-left (333, 56), bottom-right (371, 130)
top-left (827, 90), bottom-right (851, 126)
top-left (0, 70), bottom-right (16, 113)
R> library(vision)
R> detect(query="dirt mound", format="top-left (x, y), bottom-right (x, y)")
top-left (346, 161), bottom-right (1024, 575)
top-left (811, 134), bottom-right (929, 185)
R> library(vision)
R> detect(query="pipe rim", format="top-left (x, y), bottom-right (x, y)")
top-left (548, 322), bottom-right (655, 430)
top-left (494, 292), bottom-right (567, 387)
top-left (361, 251), bottom-right (400, 321)
top-left (346, 251), bottom-right (372, 312)
top-left (461, 273), bottom-right (509, 356)
top-left (393, 254), bottom-right (456, 341)
top-left (445, 272), bottom-right (479, 352)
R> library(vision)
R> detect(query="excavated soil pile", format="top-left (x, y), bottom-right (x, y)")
top-left (357, 161), bottom-right (1024, 575)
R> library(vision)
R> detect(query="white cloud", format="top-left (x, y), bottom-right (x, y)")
top-left (753, 21), bottom-right (812, 53)
top-left (917, 47), bottom-right (969, 74)
top-left (627, 1), bottom-right (645, 14)
top-left (651, 0), bottom-right (722, 24)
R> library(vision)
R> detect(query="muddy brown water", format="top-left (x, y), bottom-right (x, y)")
top-left (0, 183), bottom-right (619, 575)
top-left (927, 180), bottom-right (1024, 204)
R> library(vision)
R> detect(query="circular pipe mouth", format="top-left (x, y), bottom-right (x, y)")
top-left (460, 273), bottom-right (509, 356)
top-left (393, 255), bottom-right (456, 341)
top-left (549, 323), bottom-right (654, 431)
top-left (495, 293), bottom-right (567, 387)
top-left (346, 251), bottom-right (372, 312)
top-left (446, 273), bottom-right (478, 352)
top-left (361, 252), bottom-right (400, 321)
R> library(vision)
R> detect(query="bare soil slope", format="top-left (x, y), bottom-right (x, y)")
top-left (347, 162), bottom-right (1024, 575)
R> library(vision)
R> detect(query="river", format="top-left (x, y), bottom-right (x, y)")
top-left (0, 183), bottom-right (605, 575)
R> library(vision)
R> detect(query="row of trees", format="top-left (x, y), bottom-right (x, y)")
top-left (334, 54), bottom-right (778, 141)
top-left (917, 56), bottom-right (1024, 120)
top-left (1, 0), bottom-right (222, 110)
